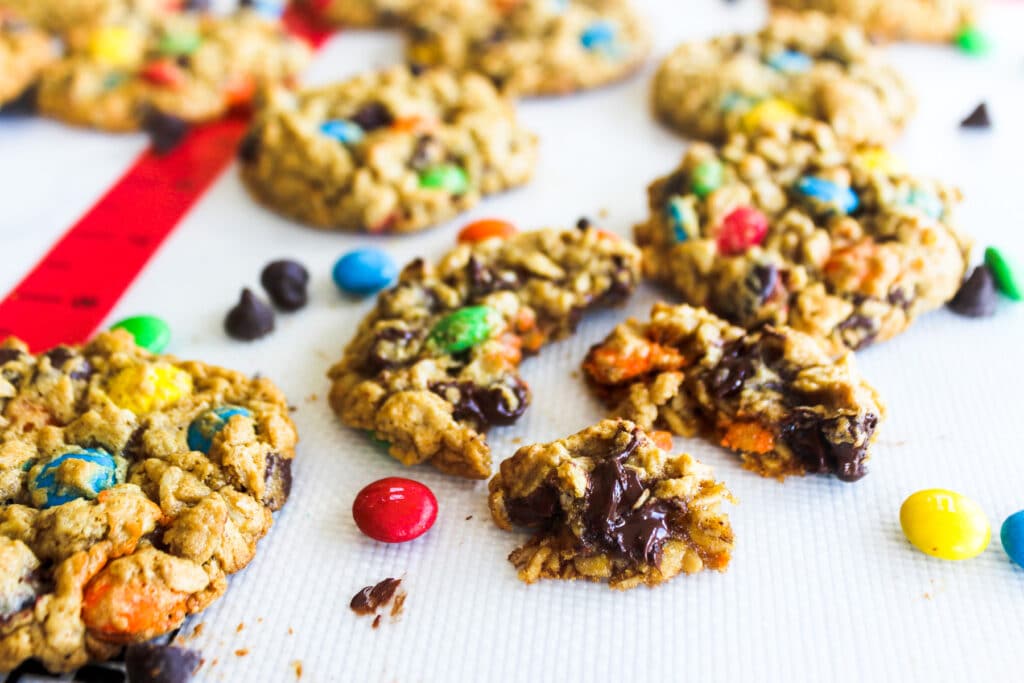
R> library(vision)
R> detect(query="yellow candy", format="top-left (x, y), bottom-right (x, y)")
top-left (741, 98), bottom-right (799, 134)
top-left (900, 489), bottom-right (991, 561)
top-left (853, 148), bottom-right (906, 174)
top-left (87, 26), bottom-right (145, 69)
top-left (107, 363), bottom-right (192, 414)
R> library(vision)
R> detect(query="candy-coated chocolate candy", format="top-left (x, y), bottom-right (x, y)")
top-left (88, 26), bottom-right (144, 68)
top-left (900, 489), bottom-right (991, 560)
top-left (741, 98), bottom-right (798, 133)
top-left (984, 246), bottom-right (1023, 301)
top-left (955, 25), bottom-right (991, 56)
top-left (766, 49), bottom-right (812, 73)
top-left (140, 59), bottom-right (187, 88)
top-left (158, 30), bottom-right (201, 56)
top-left (691, 159), bottom-right (723, 198)
top-left (901, 187), bottom-right (943, 219)
top-left (110, 315), bottom-right (171, 353)
top-left (352, 477), bottom-right (438, 543)
top-left (717, 206), bottom-right (768, 255)
top-left (187, 405), bottom-right (253, 453)
top-left (248, 0), bottom-right (286, 18)
top-left (419, 164), bottom-right (470, 194)
top-left (1001, 510), bottom-right (1024, 568)
top-left (107, 363), bottom-right (192, 414)
top-left (333, 248), bottom-right (398, 295)
top-left (29, 448), bottom-right (120, 509)
top-left (853, 147), bottom-right (905, 174)
top-left (796, 176), bottom-right (859, 215)
top-left (320, 119), bottom-right (365, 145)
top-left (666, 196), bottom-right (698, 243)
top-left (458, 219), bottom-right (518, 243)
top-left (580, 20), bottom-right (617, 55)
top-left (428, 305), bottom-right (497, 353)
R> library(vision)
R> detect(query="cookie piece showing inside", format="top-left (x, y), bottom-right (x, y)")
top-left (0, 11), bottom-right (56, 107)
top-left (328, 226), bottom-right (641, 479)
top-left (635, 118), bottom-right (970, 352)
top-left (652, 10), bottom-right (913, 144)
top-left (488, 419), bottom-right (734, 590)
top-left (767, 0), bottom-right (978, 43)
top-left (584, 303), bottom-right (884, 482)
top-left (0, 330), bottom-right (298, 673)
top-left (239, 65), bottom-right (539, 233)
top-left (405, 0), bottom-right (650, 96)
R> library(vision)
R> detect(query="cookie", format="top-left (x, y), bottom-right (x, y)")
top-left (301, 0), bottom-right (415, 27)
top-left (768, 0), bottom-right (978, 42)
top-left (327, 225), bottom-right (641, 479)
top-left (488, 419), bottom-right (734, 589)
top-left (0, 330), bottom-right (298, 673)
top-left (652, 10), bottom-right (914, 144)
top-left (0, 0), bottom-right (169, 35)
top-left (584, 303), bottom-right (884, 482)
top-left (405, 0), bottom-right (650, 96)
top-left (634, 118), bottom-right (971, 352)
top-left (36, 8), bottom-right (311, 131)
top-left (239, 65), bottom-right (538, 233)
top-left (0, 12), bottom-right (55, 107)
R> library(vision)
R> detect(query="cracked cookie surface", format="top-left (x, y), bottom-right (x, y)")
top-left (239, 65), bottom-right (538, 233)
top-left (327, 226), bottom-right (640, 479)
top-left (652, 10), bottom-right (913, 144)
top-left (405, 0), bottom-right (650, 96)
top-left (0, 0), bottom-right (169, 35)
top-left (0, 330), bottom-right (298, 673)
top-left (584, 303), bottom-right (884, 482)
top-left (301, 0), bottom-right (416, 27)
top-left (488, 419), bottom-right (734, 589)
top-left (0, 12), bottom-right (55, 107)
top-left (768, 0), bottom-right (978, 42)
top-left (635, 118), bottom-right (970, 352)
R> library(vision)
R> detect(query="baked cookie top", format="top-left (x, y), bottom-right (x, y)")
top-left (0, 0), bottom-right (171, 35)
top-left (488, 419), bottom-right (734, 590)
top-left (302, 0), bottom-right (416, 27)
top-left (239, 65), bottom-right (538, 233)
top-left (634, 118), bottom-right (971, 352)
top-left (583, 303), bottom-right (884, 482)
top-left (768, 0), bottom-right (978, 42)
top-left (405, 0), bottom-right (650, 96)
top-left (327, 225), bottom-right (640, 479)
top-left (0, 11), bottom-right (56, 106)
top-left (0, 330), bottom-right (298, 673)
top-left (36, 8), bottom-right (311, 131)
top-left (652, 10), bottom-right (914, 144)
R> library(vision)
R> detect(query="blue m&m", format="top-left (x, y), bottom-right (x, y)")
top-left (1002, 510), bottom-right (1024, 568)
top-left (901, 187), bottom-right (944, 220)
top-left (30, 448), bottom-right (120, 509)
top-left (766, 49), bottom-right (813, 73)
top-left (796, 176), bottom-right (859, 215)
top-left (666, 197), bottom-right (698, 243)
top-left (187, 405), bottom-right (253, 453)
top-left (333, 248), bottom-right (398, 296)
top-left (320, 119), bottom-right (365, 145)
top-left (580, 21), bottom-right (618, 56)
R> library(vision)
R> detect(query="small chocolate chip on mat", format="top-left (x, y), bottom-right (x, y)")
top-left (960, 102), bottom-right (991, 129)
top-left (948, 265), bottom-right (998, 317)
top-left (225, 288), bottom-right (275, 341)
top-left (143, 110), bottom-right (190, 155)
top-left (125, 643), bottom-right (201, 683)
top-left (260, 260), bottom-right (310, 311)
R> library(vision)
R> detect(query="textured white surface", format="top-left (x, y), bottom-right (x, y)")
top-left (3, 1), bottom-right (1024, 681)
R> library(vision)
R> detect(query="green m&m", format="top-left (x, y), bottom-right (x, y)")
top-left (690, 159), bottom-right (723, 198)
top-left (984, 246), bottom-right (1022, 301)
top-left (110, 315), bottom-right (171, 353)
top-left (427, 306), bottom-right (497, 353)
top-left (419, 164), bottom-right (470, 195)
top-left (159, 31), bottom-right (202, 56)
top-left (954, 26), bottom-right (991, 56)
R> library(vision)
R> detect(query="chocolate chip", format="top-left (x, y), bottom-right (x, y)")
top-left (750, 263), bottom-right (779, 302)
top-left (467, 256), bottom-right (520, 297)
top-left (0, 348), bottom-right (24, 364)
top-left (948, 264), bottom-right (997, 318)
top-left (262, 452), bottom-right (292, 510)
top-left (350, 102), bottom-right (394, 131)
top-left (836, 313), bottom-right (877, 350)
top-left (143, 110), bottom-right (190, 155)
top-left (576, 217), bottom-right (591, 230)
top-left (366, 325), bottom-right (419, 372)
top-left (260, 259), bottom-right (309, 311)
top-left (125, 643), bottom-right (201, 683)
top-left (237, 130), bottom-right (261, 163)
top-left (43, 347), bottom-right (74, 369)
top-left (410, 135), bottom-right (440, 170)
top-left (707, 341), bottom-right (755, 400)
top-left (779, 408), bottom-right (876, 482)
top-left (431, 378), bottom-right (530, 429)
top-left (408, 61), bottom-right (426, 76)
top-left (224, 288), bottom-right (275, 341)
top-left (505, 483), bottom-right (560, 527)
top-left (960, 102), bottom-right (991, 129)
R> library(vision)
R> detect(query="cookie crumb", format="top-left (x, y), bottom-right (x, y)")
top-left (292, 660), bottom-right (304, 679)
top-left (372, 615), bottom-right (382, 629)
top-left (306, 393), bottom-right (319, 402)
top-left (235, 649), bottom-right (249, 657)
top-left (236, 622), bottom-right (245, 633)
top-left (465, 514), bottom-right (473, 520)
top-left (390, 592), bottom-right (407, 618)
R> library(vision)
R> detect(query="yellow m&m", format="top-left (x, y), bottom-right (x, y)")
top-left (107, 363), bottom-right (192, 414)
top-left (87, 26), bottom-right (145, 69)
top-left (900, 489), bottom-right (991, 561)
top-left (853, 148), bottom-right (906, 175)
top-left (741, 98), bottom-right (799, 134)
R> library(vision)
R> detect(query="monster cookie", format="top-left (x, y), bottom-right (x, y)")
top-left (327, 225), bottom-right (640, 479)
top-left (584, 303), bottom-right (884, 481)
top-left (488, 419), bottom-right (734, 589)
top-left (302, 0), bottom-right (415, 27)
top-left (768, 0), bottom-right (978, 42)
top-left (36, 8), bottom-right (311, 131)
top-left (405, 0), bottom-right (650, 96)
top-left (239, 65), bottom-right (538, 233)
top-left (0, 330), bottom-right (298, 673)
top-left (635, 118), bottom-right (971, 351)
top-left (652, 11), bottom-right (913, 144)
top-left (0, 12), bottom-right (55, 107)
top-left (0, 0), bottom-right (171, 35)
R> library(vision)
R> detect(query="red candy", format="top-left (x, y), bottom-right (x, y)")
top-left (141, 59), bottom-right (186, 89)
top-left (352, 477), bottom-right (438, 543)
top-left (717, 206), bottom-right (768, 255)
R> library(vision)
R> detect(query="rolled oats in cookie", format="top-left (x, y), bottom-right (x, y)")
top-left (768, 0), bottom-right (978, 43)
top-left (239, 65), bottom-right (538, 233)
top-left (405, 0), bottom-right (650, 96)
top-left (301, 0), bottom-right (416, 27)
top-left (327, 225), bottom-right (640, 479)
top-left (0, 0), bottom-right (171, 35)
top-left (0, 330), bottom-right (298, 673)
top-left (652, 10), bottom-right (914, 144)
top-left (583, 303), bottom-right (884, 482)
top-left (635, 118), bottom-right (971, 352)
top-left (0, 12), bottom-right (56, 108)
top-left (36, 8), bottom-right (311, 131)
top-left (488, 419), bottom-right (734, 589)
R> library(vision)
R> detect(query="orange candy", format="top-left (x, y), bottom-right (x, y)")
top-left (82, 568), bottom-right (191, 640)
top-left (458, 219), bottom-right (518, 243)
top-left (223, 73), bottom-right (256, 109)
top-left (390, 115), bottom-right (437, 134)
top-left (650, 430), bottom-right (674, 451)
top-left (583, 343), bottom-right (685, 385)
top-left (720, 421), bottom-right (775, 455)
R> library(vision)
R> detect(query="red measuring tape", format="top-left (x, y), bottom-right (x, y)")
top-left (0, 7), bottom-right (333, 352)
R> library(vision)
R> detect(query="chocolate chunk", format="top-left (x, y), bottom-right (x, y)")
top-left (960, 102), bottom-right (991, 129)
top-left (143, 110), bottom-right (190, 155)
top-left (467, 256), bottom-right (520, 297)
top-left (0, 349), bottom-right (23, 364)
top-left (350, 102), bottom-right (393, 131)
top-left (576, 217), bottom-right (591, 230)
top-left (596, 254), bottom-right (635, 306)
top-left (260, 259), bottom-right (310, 311)
top-left (836, 313), bottom-right (877, 350)
top-left (408, 62), bottom-right (426, 76)
top-left (43, 347), bottom-right (74, 369)
top-left (505, 484), bottom-right (560, 527)
top-left (125, 643), bottom-right (201, 683)
top-left (779, 408), bottom-right (875, 482)
top-left (410, 135), bottom-right (440, 170)
top-left (366, 325), bottom-right (419, 372)
top-left (263, 452), bottom-right (292, 510)
top-left (237, 130), bottom-right (261, 163)
top-left (750, 263), bottom-right (779, 302)
top-left (611, 501), bottom-right (671, 565)
top-left (224, 288), bottom-right (275, 341)
top-left (948, 265), bottom-right (997, 318)
top-left (707, 341), bottom-right (755, 400)
top-left (431, 378), bottom-right (530, 428)
top-left (350, 578), bottom-right (402, 615)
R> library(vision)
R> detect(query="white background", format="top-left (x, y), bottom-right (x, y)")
top-left (2, 1), bottom-right (1024, 681)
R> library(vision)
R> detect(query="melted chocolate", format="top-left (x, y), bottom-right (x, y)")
top-left (350, 578), bottom-right (402, 616)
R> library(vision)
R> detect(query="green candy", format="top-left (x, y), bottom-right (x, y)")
top-left (427, 306), bottom-right (496, 354)
top-left (984, 247), bottom-right (1023, 301)
top-left (954, 26), bottom-right (991, 56)
top-left (158, 31), bottom-right (202, 56)
top-left (691, 160), bottom-right (723, 198)
top-left (419, 164), bottom-right (470, 195)
top-left (111, 315), bottom-right (171, 353)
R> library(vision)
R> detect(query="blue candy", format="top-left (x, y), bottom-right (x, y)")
top-left (549, 0), bottom-right (569, 13)
top-left (796, 176), bottom-right (859, 215)
top-left (333, 248), bottom-right (398, 296)
top-left (1001, 510), bottom-right (1024, 568)
top-left (902, 187), bottom-right (944, 219)
top-left (248, 0), bottom-right (285, 19)
top-left (719, 92), bottom-right (755, 112)
top-left (31, 448), bottom-right (119, 509)
top-left (320, 119), bottom-right (366, 145)
top-left (666, 197), bottom-right (698, 243)
top-left (580, 21), bottom-right (618, 56)
top-left (766, 49), bottom-right (813, 73)
top-left (187, 405), bottom-right (253, 453)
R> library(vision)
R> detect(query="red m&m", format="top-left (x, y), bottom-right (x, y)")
top-left (352, 477), bottom-right (438, 543)
top-left (717, 206), bottom-right (768, 255)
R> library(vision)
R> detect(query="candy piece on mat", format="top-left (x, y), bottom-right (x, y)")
top-left (960, 102), bottom-right (991, 129)
top-left (419, 163), bottom-right (470, 194)
top-left (333, 248), bottom-right (397, 295)
top-left (1001, 511), bottom-right (1024, 568)
top-left (947, 265), bottom-right (997, 318)
top-left (984, 247), bottom-right (1023, 301)
top-left (900, 489), bottom-right (991, 560)
top-left (717, 206), bottom-right (767, 255)
top-left (224, 288), bottom-right (275, 340)
top-left (110, 315), bottom-right (171, 353)
top-left (458, 219), bottom-right (518, 243)
top-left (954, 25), bottom-right (990, 56)
top-left (187, 405), bottom-right (253, 453)
top-left (352, 477), bottom-right (438, 543)
top-left (29, 448), bottom-right (121, 508)
top-left (427, 306), bottom-right (497, 354)
top-left (108, 363), bottom-right (193, 413)
top-left (125, 643), bottom-right (201, 683)
top-left (261, 259), bottom-right (310, 311)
